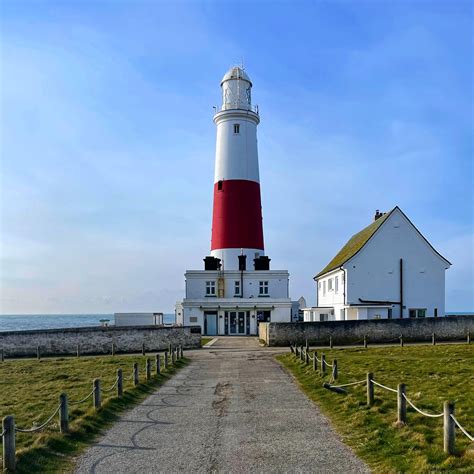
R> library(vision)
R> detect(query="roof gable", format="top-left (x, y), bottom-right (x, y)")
top-left (315, 207), bottom-right (451, 279)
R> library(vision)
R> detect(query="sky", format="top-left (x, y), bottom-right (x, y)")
top-left (0, 0), bottom-right (473, 314)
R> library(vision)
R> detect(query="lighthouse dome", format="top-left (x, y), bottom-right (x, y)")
top-left (221, 66), bottom-right (252, 86)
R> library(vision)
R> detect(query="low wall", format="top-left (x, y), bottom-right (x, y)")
top-left (0, 325), bottom-right (201, 357)
top-left (259, 316), bottom-right (474, 346)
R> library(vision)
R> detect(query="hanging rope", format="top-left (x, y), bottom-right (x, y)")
top-left (327, 379), bottom-right (366, 389)
top-left (15, 404), bottom-right (61, 433)
top-left (69, 389), bottom-right (95, 406)
top-left (372, 380), bottom-right (397, 393)
top-left (450, 415), bottom-right (474, 441)
top-left (402, 393), bottom-right (443, 418)
top-left (102, 376), bottom-right (120, 393)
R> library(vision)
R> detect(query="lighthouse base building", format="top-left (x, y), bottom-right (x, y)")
top-left (176, 259), bottom-right (294, 336)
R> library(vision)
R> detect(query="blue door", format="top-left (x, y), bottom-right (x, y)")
top-left (205, 313), bottom-right (217, 336)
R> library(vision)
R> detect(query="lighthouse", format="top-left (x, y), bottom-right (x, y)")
top-left (211, 67), bottom-right (264, 269)
top-left (176, 66), bottom-right (297, 336)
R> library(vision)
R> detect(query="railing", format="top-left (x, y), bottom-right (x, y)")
top-left (289, 342), bottom-right (472, 455)
top-left (1, 345), bottom-right (185, 471)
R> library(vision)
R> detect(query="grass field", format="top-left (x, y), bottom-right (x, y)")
top-left (201, 337), bottom-right (214, 346)
top-left (277, 344), bottom-right (474, 472)
top-left (0, 353), bottom-right (187, 472)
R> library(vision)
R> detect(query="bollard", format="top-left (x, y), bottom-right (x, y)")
top-left (156, 354), bottom-right (161, 375)
top-left (37, 345), bottom-right (41, 360)
top-left (290, 344), bottom-right (294, 354)
top-left (93, 379), bottom-right (101, 409)
top-left (171, 348), bottom-right (176, 365)
top-left (180, 345), bottom-right (183, 359)
top-left (295, 346), bottom-right (298, 357)
top-left (142, 343), bottom-right (146, 356)
top-left (400, 335), bottom-right (404, 347)
top-left (305, 339), bottom-right (309, 351)
top-left (76, 344), bottom-right (80, 357)
top-left (168, 343), bottom-right (172, 355)
top-left (332, 360), bottom-right (338, 380)
top-left (111, 343), bottom-right (115, 356)
top-left (146, 358), bottom-right (151, 381)
top-left (397, 384), bottom-right (406, 424)
top-left (305, 349), bottom-right (309, 365)
top-left (117, 368), bottom-right (123, 397)
top-left (329, 336), bottom-right (333, 349)
top-left (300, 346), bottom-right (304, 361)
top-left (0, 349), bottom-right (4, 362)
top-left (176, 347), bottom-right (180, 361)
top-left (321, 354), bottom-right (326, 375)
top-left (468, 331), bottom-right (470, 344)
top-left (133, 362), bottom-right (139, 386)
top-left (164, 352), bottom-right (169, 369)
top-left (367, 373), bottom-right (374, 406)
top-left (59, 393), bottom-right (69, 433)
top-left (313, 351), bottom-right (317, 371)
top-left (2, 415), bottom-right (16, 471)
top-left (364, 335), bottom-right (368, 349)
top-left (432, 333), bottom-right (436, 346)
top-left (443, 401), bottom-right (455, 454)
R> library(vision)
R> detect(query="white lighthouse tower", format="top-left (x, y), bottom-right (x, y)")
top-left (176, 66), bottom-right (296, 336)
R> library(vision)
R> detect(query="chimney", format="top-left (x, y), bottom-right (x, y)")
top-left (374, 210), bottom-right (383, 221)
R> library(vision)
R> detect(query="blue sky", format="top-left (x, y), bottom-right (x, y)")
top-left (1, 0), bottom-right (472, 314)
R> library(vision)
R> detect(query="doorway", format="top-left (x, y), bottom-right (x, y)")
top-left (227, 311), bottom-right (248, 335)
top-left (204, 312), bottom-right (218, 335)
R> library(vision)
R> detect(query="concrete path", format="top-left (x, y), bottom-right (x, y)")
top-left (75, 337), bottom-right (368, 473)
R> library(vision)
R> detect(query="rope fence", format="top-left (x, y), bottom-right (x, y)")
top-left (289, 343), bottom-right (472, 456)
top-left (1, 344), bottom-right (185, 471)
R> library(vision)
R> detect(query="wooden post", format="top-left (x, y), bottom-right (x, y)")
top-left (76, 344), bottom-right (80, 357)
top-left (329, 336), bottom-right (333, 349)
top-left (59, 393), bottom-right (68, 433)
top-left (332, 360), bottom-right (338, 380)
top-left (180, 345), bottom-right (183, 359)
top-left (313, 351), bottom-right (317, 371)
top-left (305, 349), bottom-right (309, 365)
top-left (321, 354), bottom-right (326, 375)
top-left (443, 401), bottom-right (455, 455)
top-left (171, 348), bottom-right (176, 365)
top-left (397, 384), bottom-right (406, 425)
top-left (0, 349), bottom-right (4, 362)
top-left (93, 379), bottom-right (101, 409)
top-left (142, 343), bottom-right (146, 356)
top-left (290, 344), bottom-right (294, 354)
top-left (146, 358), bottom-right (151, 381)
top-left (2, 415), bottom-right (16, 472)
top-left (400, 334), bottom-right (404, 347)
top-left (133, 363), bottom-right (139, 386)
top-left (305, 339), bottom-right (309, 351)
top-left (156, 354), bottom-right (161, 375)
top-left (168, 343), bottom-right (172, 355)
top-left (295, 346), bottom-right (298, 357)
top-left (164, 352), bottom-right (169, 369)
top-left (432, 333), bottom-right (436, 346)
top-left (111, 343), bottom-right (115, 356)
top-left (468, 331), bottom-right (470, 344)
top-left (117, 368), bottom-right (123, 397)
top-left (37, 345), bottom-right (41, 360)
top-left (364, 335), bottom-right (368, 348)
top-left (367, 373), bottom-right (374, 406)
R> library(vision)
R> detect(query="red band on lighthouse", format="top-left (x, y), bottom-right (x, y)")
top-left (211, 179), bottom-right (264, 251)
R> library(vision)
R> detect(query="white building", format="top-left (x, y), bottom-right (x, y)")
top-left (303, 207), bottom-right (451, 322)
top-left (176, 66), bottom-right (296, 336)
top-left (114, 313), bottom-right (164, 326)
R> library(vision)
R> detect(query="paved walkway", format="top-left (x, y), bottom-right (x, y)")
top-left (75, 338), bottom-right (368, 473)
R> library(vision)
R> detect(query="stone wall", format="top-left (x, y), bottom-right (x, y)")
top-left (259, 315), bottom-right (474, 346)
top-left (0, 325), bottom-right (202, 357)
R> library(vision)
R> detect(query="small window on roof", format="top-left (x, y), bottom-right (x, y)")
top-left (234, 123), bottom-right (240, 134)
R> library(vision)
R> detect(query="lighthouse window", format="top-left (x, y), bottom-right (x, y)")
top-left (259, 281), bottom-right (269, 296)
top-left (205, 281), bottom-right (216, 296)
top-left (217, 180), bottom-right (223, 191)
top-left (233, 123), bottom-right (240, 134)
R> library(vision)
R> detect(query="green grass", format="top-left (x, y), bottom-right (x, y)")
top-left (277, 344), bottom-right (474, 472)
top-left (201, 337), bottom-right (214, 346)
top-left (0, 353), bottom-right (187, 472)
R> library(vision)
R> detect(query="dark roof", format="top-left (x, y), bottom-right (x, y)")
top-left (315, 206), bottom-right (451, 279)
top-left (315, 210), bottom-right (393, 278)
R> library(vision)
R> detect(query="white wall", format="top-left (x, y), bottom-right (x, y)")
top-left (346, 208), bottom-right (449, 317)
top-left (316, 270), bottom-right (345, 308)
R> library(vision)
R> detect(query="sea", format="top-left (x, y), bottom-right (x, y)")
top-left (0, 313), bottom-right (176, 332)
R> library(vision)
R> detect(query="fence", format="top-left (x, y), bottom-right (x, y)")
top-left (289, 342), bottom-right (473, 455)
top-left (1, 345), bottom-right (185, 471)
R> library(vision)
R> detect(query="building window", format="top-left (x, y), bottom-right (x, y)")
top-left (234, 123), bottom-right (240, 134)
top-left (217, 180), bottom-right (223, 191)
top-left (190, 316), bottom-right (198, 323)
top-left (323, 281), bottom-right (326, 296)
top-left (409, 308), bottom-right (426, 318)
top-left (206, 281), bottom-right (216, 296)
top-left (335, 276), bottom-right (339, 293)
top-left (320, 313), bottom-right (329, 322)
top-left (259, 281), bottom-right (269, 296)
top-left (388, 308), bottom-right (392, 319)
top-left (234, 281), bottom-right (241, 296)
top-left (328, 278), bottom-right (333, 291)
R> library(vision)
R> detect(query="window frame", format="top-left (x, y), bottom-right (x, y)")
top-left (205, 280), bottom-right (216, 297)
top-left (259, 280), bottom-right (269, 296)
top-left (233, 123), bottom-right (240, 134)
top-left (234, 280), bottom-right (241, 296)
